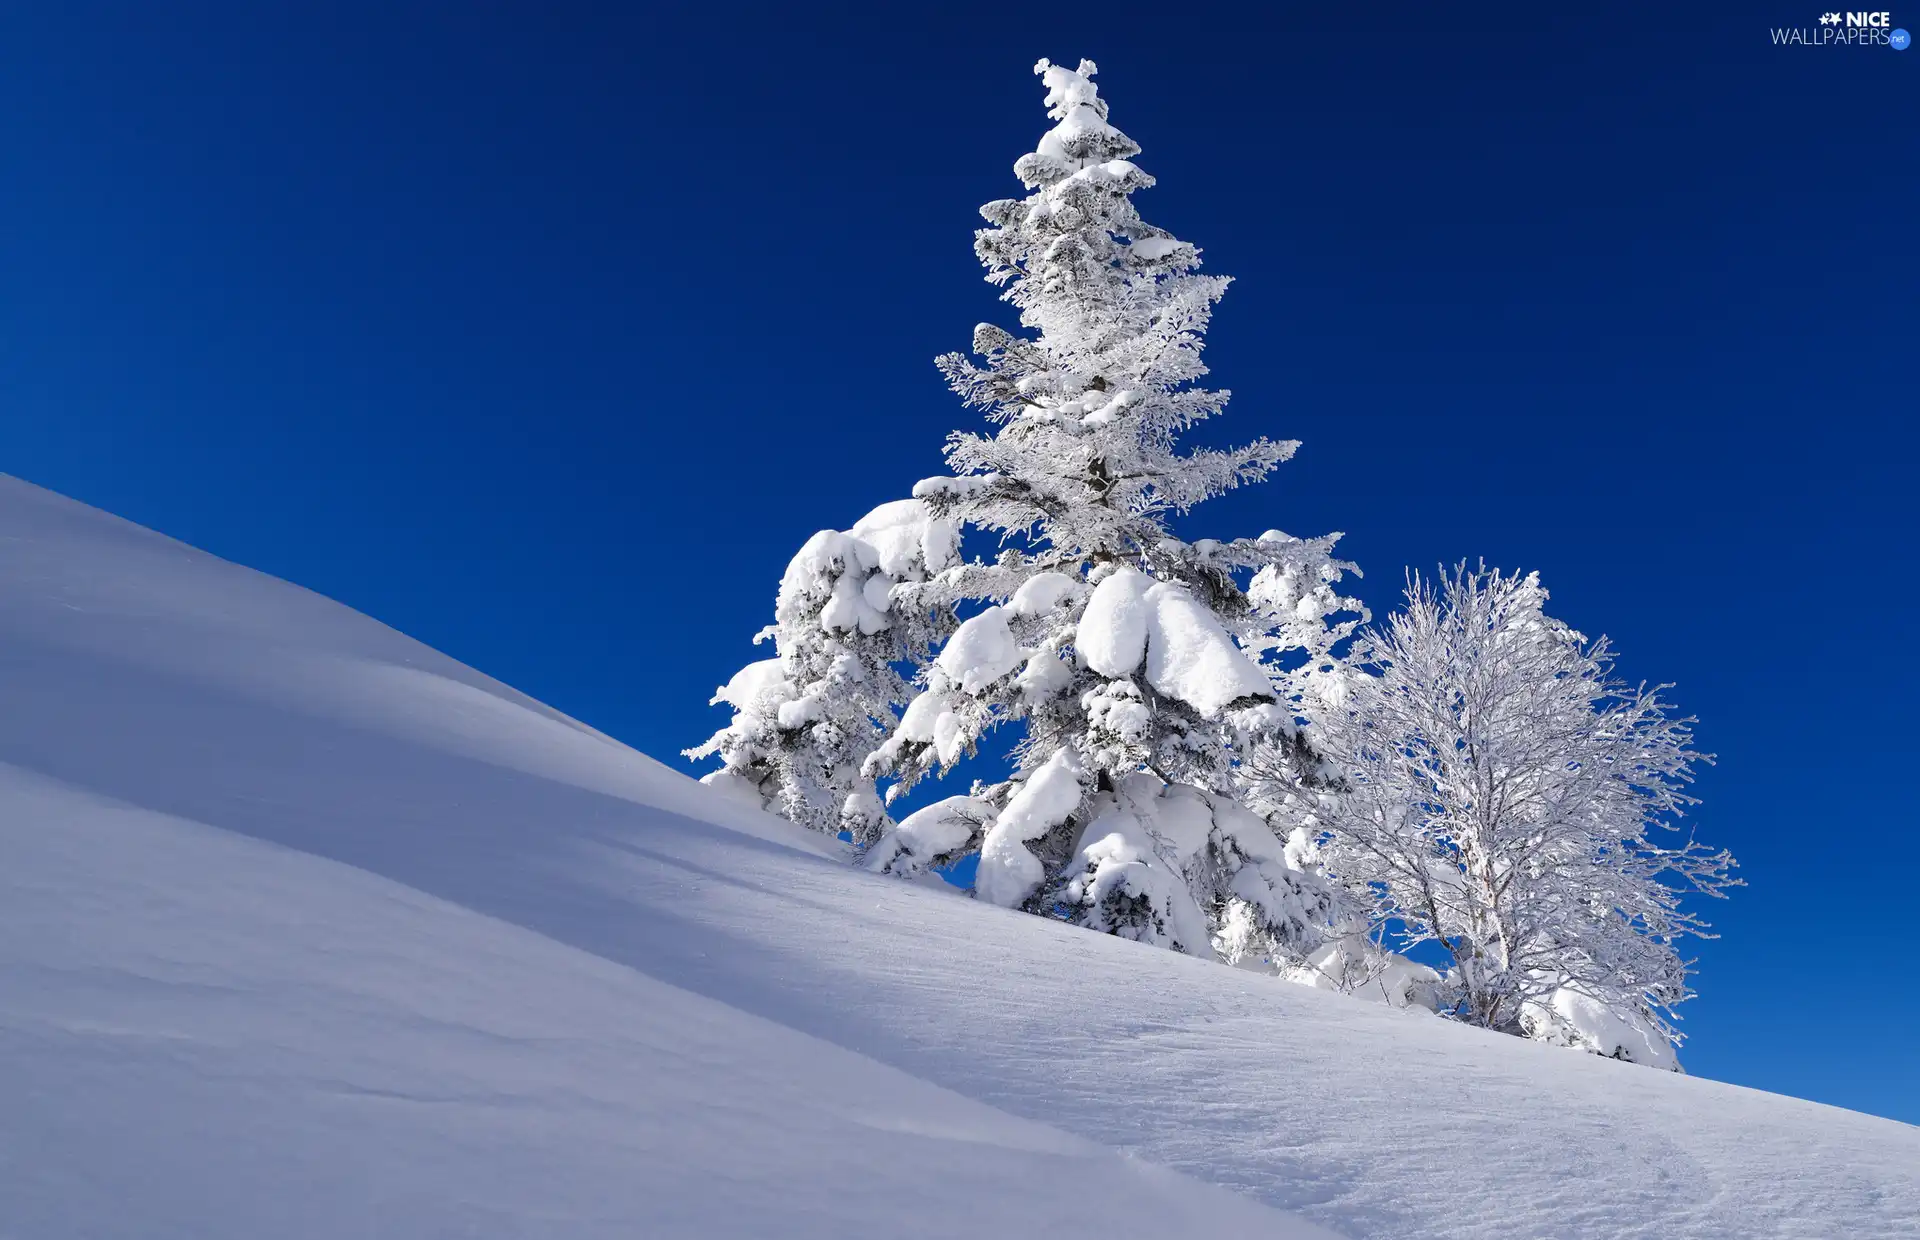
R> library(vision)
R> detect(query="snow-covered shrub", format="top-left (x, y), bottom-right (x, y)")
top-left (1286, 937), bottom-right (1444, 1012)
top-left (1521, 987), bottom-right (1682, 1071)
top-left (687, 500), bottom-right (958, 844)
top-left (1297, 563), bottom-right (1738, 1062)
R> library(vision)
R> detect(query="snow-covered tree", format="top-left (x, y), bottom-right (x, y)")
top-left (687, 500), bottom-right (958, 846)
top-left (1299, 564), bottom-right (1737, 1063)
top-left (856, 59), bottom-right (1363, 964)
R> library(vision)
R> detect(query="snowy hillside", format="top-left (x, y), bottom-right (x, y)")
top-left (2, 474), bottom-right (1914, 1240)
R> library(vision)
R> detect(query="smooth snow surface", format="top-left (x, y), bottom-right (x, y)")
top-left (2, 475), bottom-right (1915, 1239)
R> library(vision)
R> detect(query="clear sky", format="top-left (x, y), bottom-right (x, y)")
top-left (2, 2), bottom-right (1913, 1122)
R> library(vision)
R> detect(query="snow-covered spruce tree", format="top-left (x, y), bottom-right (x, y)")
top-left (1302, 564), bottom-right (1738, 1066)
top-left (687, 500), bottom-right (958, 846)
top-left (860, 59), bottom-right (1364, 965)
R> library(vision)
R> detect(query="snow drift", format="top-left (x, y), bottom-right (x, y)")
top-left (2, 474), bottom-right (1915, 1239)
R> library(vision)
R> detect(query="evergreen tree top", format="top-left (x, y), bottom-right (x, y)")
top-left (1020, 59), bottom-right (1141, 187)
top-left (926, 56), bottom-right (1293, 566)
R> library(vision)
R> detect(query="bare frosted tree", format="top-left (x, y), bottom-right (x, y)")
top-left (1304, 564), bottom-right (1737, 1062)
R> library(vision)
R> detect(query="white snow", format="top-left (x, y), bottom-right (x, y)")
top-left (974, 745), bottom-right (1085, 908)
top-left (1290, 938), bottom-right (1445, 1011)
top-left (935, 604), bottom-right (1024, 694)
top-left (891, 796), bottom-right (989, 857)
top-left (848, 497), bottom-right (959, 580)
top-left (1006, 569), bottom-right (1079, 617)
top-left (1128, 234), bottom-right (1184, 260)
top-left (775, 499), bottom-right (955, 640)
top-left (1078, 564), bottom-right (1154, 677)
top-left (786, 528), bottom-right (890, 634)
top-left (709, 656), bottom-right (789, 711)
top-left (864, 794), bottom-right (991, 883)
top-left (1140, 577), bottom-right (1275, 714)
top-left (1523, 987), bottom-right (1682, 1072)
top-left (3, 474), bottom-right (1917, 1240)
top-left (1066, 800), bottom-right (1214, 956)
top-left (891, 686), bottom-right (966, 767)
top-left (1032, 58), bottom-right (1115, 167)
top-left (1077, 566), bottom-right (1275, 715)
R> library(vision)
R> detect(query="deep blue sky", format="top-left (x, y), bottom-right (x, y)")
top-left (2, 2), bottom-right (1913, 1121)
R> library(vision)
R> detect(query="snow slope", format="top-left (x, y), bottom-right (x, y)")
top-left (1, 474), bottom-right (1914, 1239)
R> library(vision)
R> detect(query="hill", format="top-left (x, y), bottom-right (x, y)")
top-left (2, 475), bottom-right (1912, 1239)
